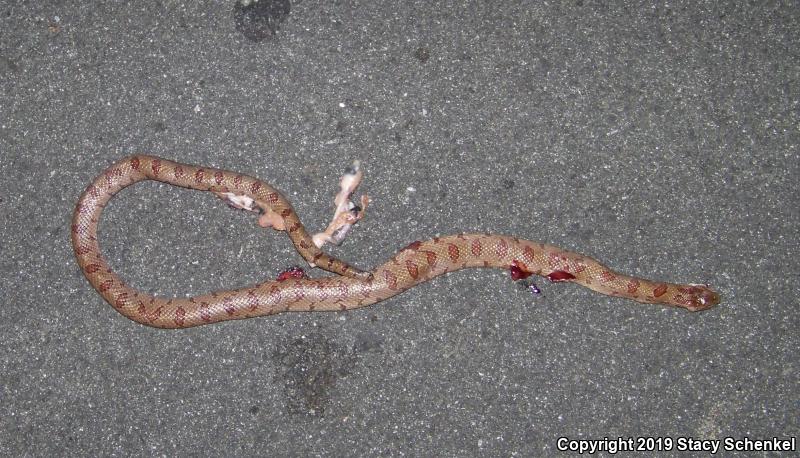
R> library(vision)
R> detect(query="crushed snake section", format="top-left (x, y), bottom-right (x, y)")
top-left (71, 155), bottom-right (720, 328)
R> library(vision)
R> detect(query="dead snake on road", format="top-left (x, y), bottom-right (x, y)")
top-left (71, 155), bottom-right (720, 328)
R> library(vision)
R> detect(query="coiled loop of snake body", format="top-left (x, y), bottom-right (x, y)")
top-left (71, 155), bottom-right (720, 328)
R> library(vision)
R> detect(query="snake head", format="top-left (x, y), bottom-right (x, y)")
top-left (679, 284), bottom-right (721, 311)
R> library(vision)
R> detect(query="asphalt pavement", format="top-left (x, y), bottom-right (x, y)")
top-left (1, 1), bottom-right (797, 456)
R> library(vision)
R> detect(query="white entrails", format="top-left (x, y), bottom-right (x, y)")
top-left (312, 160), bottom-right (370, 248)
top-left (214, 160), bottom-right (369, 244)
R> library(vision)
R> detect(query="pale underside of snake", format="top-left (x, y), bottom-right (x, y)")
top-left (71, 155), bottom-right (720, 329)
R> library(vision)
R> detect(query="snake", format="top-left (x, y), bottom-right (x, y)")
top-left (71, 155), bottom-right (720, 328)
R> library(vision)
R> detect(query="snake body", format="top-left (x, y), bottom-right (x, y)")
top-left (71, 155), bottom-right (720, 328)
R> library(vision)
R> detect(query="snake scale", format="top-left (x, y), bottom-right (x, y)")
top-left (71, 155), bottom-right (720, 328)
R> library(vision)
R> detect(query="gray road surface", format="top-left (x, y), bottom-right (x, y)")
top-left (1, 1), bottom-right (797, 456)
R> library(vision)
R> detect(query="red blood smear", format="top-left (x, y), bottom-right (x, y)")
top-left (546, 270), bottom-right (576, 282)
top-left (509, 260), bottom-right (533, 280)
top-left (277, 267), bottom-right (306, 281)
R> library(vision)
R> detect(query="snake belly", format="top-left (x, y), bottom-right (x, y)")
top-left (71, 155), bottom-right (720, 328)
